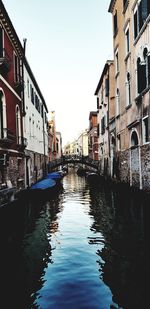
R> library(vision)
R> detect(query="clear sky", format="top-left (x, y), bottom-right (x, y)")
top-left (3, 0), bottom-right (113, 146)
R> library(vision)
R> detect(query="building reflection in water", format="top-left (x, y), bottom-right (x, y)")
top-left (88, 182), bottom-right (150, 309)
top-left (0, 190), bottom-right (64, 309)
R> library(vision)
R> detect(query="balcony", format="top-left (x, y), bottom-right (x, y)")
top-left (0, 129), bottom-right (15, 146)
top-left (0, 48), bottom-right (10, 74)
top-left (17, 136), bottom-right (28, 150)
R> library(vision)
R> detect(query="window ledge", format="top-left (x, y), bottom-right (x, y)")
top-left (142, 141), bottom-right (150, 146)
top-left (126, 103), bottom-right (132, 110)
top-left (130, 145), bottom-right (139, 150)
top-left (124, 52), bottom-right (131, 63)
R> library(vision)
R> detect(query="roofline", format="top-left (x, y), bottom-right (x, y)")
top-left (108, 0), bottom-right (117, 13)
top-left (94, 60), bottom-right (114, 95)
top-left (0, 0), bottom-right (24, 57)
top-left (24, 58), bottom-right (48, 113)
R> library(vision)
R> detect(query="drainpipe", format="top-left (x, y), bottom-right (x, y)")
top-left (22, 38), bottom-right (26, 116)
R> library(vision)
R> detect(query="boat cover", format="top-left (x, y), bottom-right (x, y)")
top-left (31, 178), bottom-right (56, 190)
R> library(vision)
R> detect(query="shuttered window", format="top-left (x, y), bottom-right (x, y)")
top-left (105, 78), bottom-right (109, 97)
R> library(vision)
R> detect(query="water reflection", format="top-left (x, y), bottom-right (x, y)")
top-left (0, 170), bottom-right (150, 308)
top-left (0, 191), bottom-right (64, 309)
top-left (88, 183), bottom-right (150, 308)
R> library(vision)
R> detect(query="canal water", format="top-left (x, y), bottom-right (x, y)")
top-left (0, 168), bottom-right (150, 309)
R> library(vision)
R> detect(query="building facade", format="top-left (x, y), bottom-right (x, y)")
top-left (23, 60), bottom-right (49, 187)
top-left (95, 60), bottom-right (115, 176)
top-left (108, 0), bottom-right (150, 191)
top-left (0, 0), bottom-right (49, 198)
top-left (0, 1), bottom-right (25, 191)
top-left (88, 111), bottom-right (98, 161)
top-left (56, 132), bottom-right (62, 159)
top-left (77, 129), bottom-right (89, 157)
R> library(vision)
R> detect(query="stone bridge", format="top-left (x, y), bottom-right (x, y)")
top-left (48, 156), bottom-right (99, 171)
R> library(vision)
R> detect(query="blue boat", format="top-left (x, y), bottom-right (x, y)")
top-left (31, 178), bottom-right (56, 190)
top-left (45, 172), bottom-right (63, 184)
top-left (28, 178), bottom-right (56, 199)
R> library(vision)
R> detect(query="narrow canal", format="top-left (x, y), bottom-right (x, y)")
top-left (0, 168), bottom-right (150, 309)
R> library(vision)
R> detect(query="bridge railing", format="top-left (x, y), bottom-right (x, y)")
top-left (48, 156), bottom-right (99, 170)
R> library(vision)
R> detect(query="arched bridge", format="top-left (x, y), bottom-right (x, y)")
top-left (48, 156), bottom-right (99, 171)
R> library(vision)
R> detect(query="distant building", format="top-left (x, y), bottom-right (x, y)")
top-left (88, 111), bottom-right (98, 160)
top-left (56, 132), bottom-right (62, 159)
top-left (95, 60), bottom-right (115, 177)
top-left (48, 111), bottom-right (62, 161)
top-left (77, 129), bottom-right (89, 157)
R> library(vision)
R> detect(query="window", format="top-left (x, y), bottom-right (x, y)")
top-left (101, 116), bottom-right (105, 135)
top-left (134, 0), bottom-right (150, 40)
top-left (131, 130), bottom-right (139, 146)
top-left (105, 78), bottom-right (109, 97)
top-left (97, 124), bottom-right (100, 136)
top-left (137, 48), bottom-right (150, 94)
top-left (116, 88), bottom-right (120, 116)
top-left (97, 97), bottom-right (99, 109)
top-left (0, 90), bottom-right (7, 139)
top-left (123, 0), bottom-right (128, 10)
top-left (30, 85), bottom-right (34, 104)
top-left (115, 49), bottom-right (119, 75)
top-left (137, 57), bottom-right (146, 93)
top-left (16, 105), bottom-right (21, 144)
top-left (41, 104), bottom-right (44, 118)
top-left (27, 79), bottom-right (29, 97)
top-left (117, 134), bottom-right (121, 151)
top-left (142, 116), bottom-right (149, 143)
top-left (14, 53), bottom-right (20, 82)
top-left (113, 11), bottom-right (118, 36)
top-left (126, 72), bottom-right (131, 106)
top-left (101, 85), bottom-right (104, 104)
top-left (125, 27), bottom-right (130, 55)
top-left (143, 48), bottom-right (150, 88)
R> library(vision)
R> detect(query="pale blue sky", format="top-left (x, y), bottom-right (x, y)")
top-left (3, 0), bottom-right (113, 145)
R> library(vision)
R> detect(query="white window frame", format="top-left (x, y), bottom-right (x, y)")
top-left (142, 115), bottom-right (149, 144)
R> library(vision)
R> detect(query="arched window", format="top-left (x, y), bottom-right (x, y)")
top-left (143, 47), bottom-right (150, 87)
top-left (126, 72), bottom-right (131, 106)
top-left (16, 105), bottom-right (21, 144)
top-left (137, 51), bottom-right (148, 94)
top-left (116, 88), bottom-right (120, 116)
top-left (0, 90), bottom-right (7, 139)
top-left (137, 57), bottom-right (146, 93)
top-left (131, 130), bottom-right (139, 147)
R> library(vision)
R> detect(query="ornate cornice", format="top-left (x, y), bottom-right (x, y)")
top-left (0, 1), bottom-right (24, 58)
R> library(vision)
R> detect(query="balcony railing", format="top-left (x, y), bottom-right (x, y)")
top-left (0, 48), bottom-right (11, 73)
